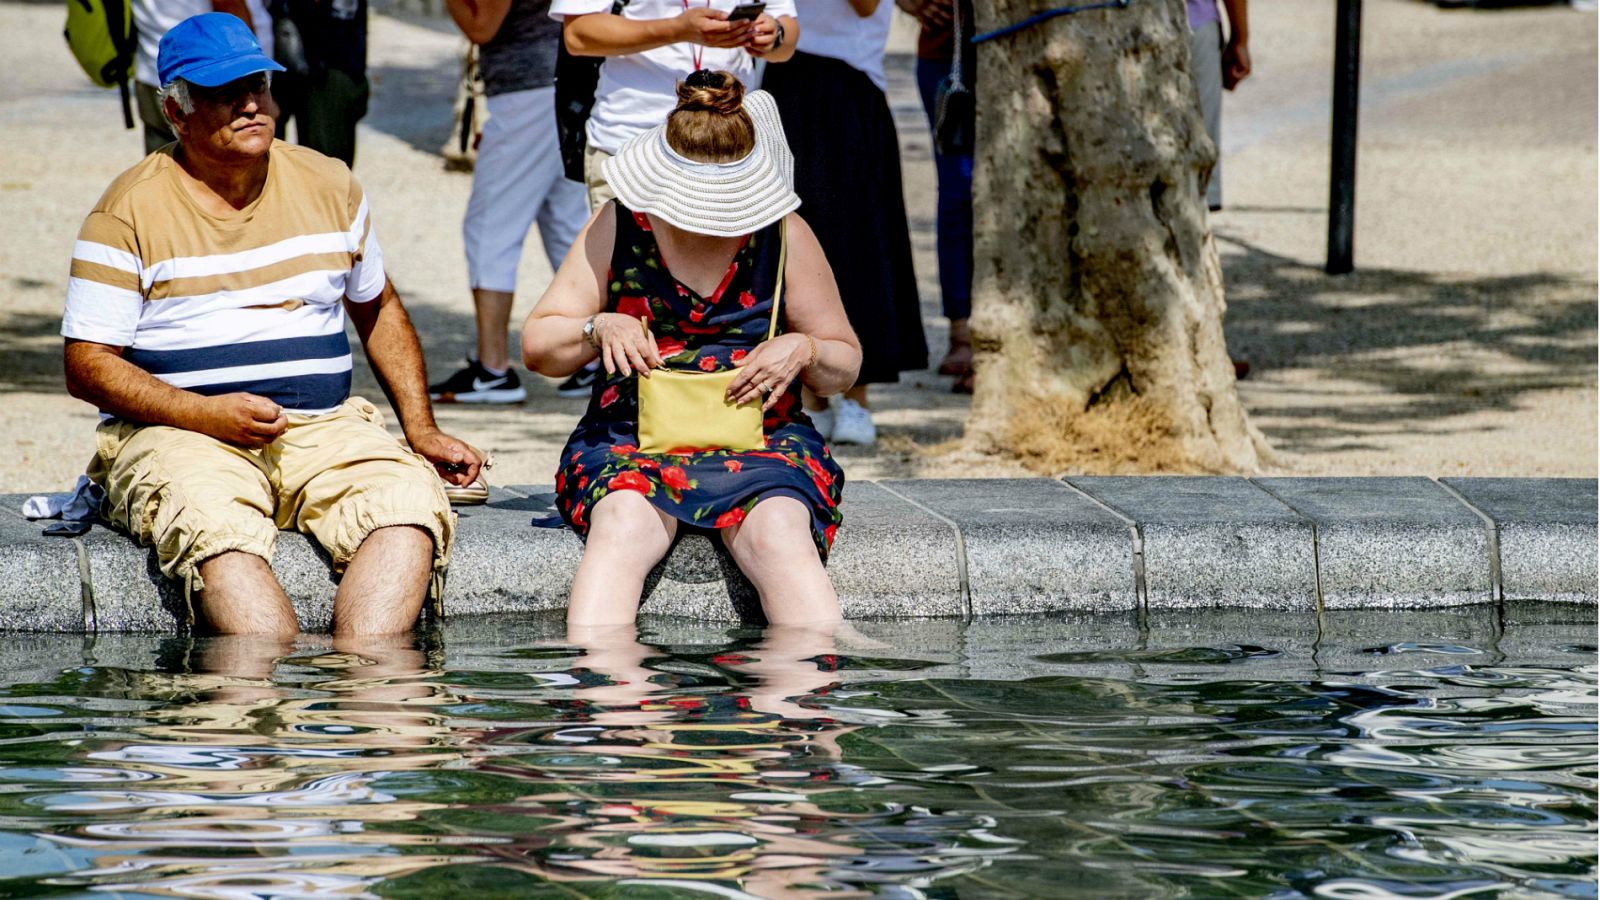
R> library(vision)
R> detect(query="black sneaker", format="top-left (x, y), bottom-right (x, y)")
top-left (555, 363), bottom-right (601, 398)
top-left (429, 359), bottom-right (527, 404)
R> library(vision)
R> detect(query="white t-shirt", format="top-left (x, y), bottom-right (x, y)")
top-left (132, 0), bottom-right (276, 88)
top-left (550, 0), bottom-right (798, 155)
top-left (794, 0), bottom-right (892, 91)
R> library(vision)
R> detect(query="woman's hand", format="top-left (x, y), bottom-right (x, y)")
top-left (592, 313), bottom-right (664, 378)
top-left (726, 333), bottom-right (811, 411)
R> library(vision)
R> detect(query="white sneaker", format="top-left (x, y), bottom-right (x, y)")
top-left (806, 404), bottom-right (836, 440)
top-left (830, 398), bottom-right (877, 446)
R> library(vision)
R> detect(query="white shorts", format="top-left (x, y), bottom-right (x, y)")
top-left (463, 86), bottom-right (591, 293)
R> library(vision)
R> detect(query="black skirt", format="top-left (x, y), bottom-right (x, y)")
top-left (764, 52), bottom-right (928, 383)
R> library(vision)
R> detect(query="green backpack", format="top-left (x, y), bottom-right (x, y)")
top-left (64, 0), bottom-right (137, 128)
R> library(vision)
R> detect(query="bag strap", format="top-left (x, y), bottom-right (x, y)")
top-left (764, 219), bottom-right (787, 342)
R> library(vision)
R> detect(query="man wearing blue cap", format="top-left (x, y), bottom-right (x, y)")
top-left (60, 14), bottom-right (484, 638)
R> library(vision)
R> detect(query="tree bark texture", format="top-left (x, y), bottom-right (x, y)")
top-left (967, 0), bottom-right (1267, 473)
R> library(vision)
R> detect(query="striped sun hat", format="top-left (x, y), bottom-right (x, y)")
top-left (602, 89), bottom-right (800, 238)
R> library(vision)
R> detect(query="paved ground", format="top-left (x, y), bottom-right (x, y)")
top-left (0, 0), bottom-right (1593, 494)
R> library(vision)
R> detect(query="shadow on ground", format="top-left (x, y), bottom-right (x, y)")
top-left (1219, 232), bottom-right (1598, 456)
top-left (1, 293), bottom-right (66, 393)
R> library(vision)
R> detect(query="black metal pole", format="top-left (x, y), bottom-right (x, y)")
top-left (1326, 0), bottom-right (1362, 274)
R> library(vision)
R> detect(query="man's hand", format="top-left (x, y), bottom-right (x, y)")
top-left (1223, 39), bottom-right (1251, 90)
top-left (409, 428), bottom-right (483, 486)
top-left (198, 393), bottom-right (288, 448)
top-left (678, 7), bottom-right (751, 47)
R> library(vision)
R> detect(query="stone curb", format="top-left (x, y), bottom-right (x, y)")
top-left (0, 477), bottom-right (1593, 632)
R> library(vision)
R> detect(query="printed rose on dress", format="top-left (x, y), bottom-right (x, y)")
top-left (656, 336), bottom-right (688, 358)
top-left (697, 356), bottom-right (718, 372)
top-left (714, 508), bottom-right (746, 528)
top-left (617, 295), bottom-right (652, 320)
top-left (661, 466), bottom-right (691, 490)
top-left (738, 291), bottom-right (757, 309)
top-left (723, 459), bottom-right (743, 473)
top-left (805, 457), bottom-right (833, 486)
top-left (607, 471), bottom-right (652, 494)
top-left (599, 385), bottom-right (621, 408)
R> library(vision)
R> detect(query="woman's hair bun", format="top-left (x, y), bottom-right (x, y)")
top-left (676, 70), bottom-right (745, 117)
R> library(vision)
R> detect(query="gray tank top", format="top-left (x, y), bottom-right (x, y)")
top-left (480, 0), bottom-right (562, 96)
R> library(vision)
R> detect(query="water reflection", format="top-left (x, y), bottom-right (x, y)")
top-left (0, 618), bottom-right (1590, 898)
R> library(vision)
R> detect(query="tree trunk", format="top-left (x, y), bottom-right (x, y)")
top-left (966, 0), bottom-right (1267, 473)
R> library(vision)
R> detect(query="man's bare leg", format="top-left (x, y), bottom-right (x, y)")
top-left (195, 551), bottom-right (299, 636)
top-left (333, 525), bottom-right (434, 637)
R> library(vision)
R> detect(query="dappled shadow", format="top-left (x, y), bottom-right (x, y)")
top-left (1218, 232), bottom-right (1597, 457)
top-left (0, 301), bottom-right (66, 393)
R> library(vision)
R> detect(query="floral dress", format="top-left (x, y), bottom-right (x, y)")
top-left (552, 204), bottom-right (845, 558)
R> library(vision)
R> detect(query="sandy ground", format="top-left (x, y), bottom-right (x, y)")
top-left (0, 0), bottom-right (1593, 494)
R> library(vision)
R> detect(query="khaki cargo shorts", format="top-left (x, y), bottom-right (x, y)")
top-left (584, 144), bottom-right (616, 212)
top-left (87, 397), bottom-right (455, 619)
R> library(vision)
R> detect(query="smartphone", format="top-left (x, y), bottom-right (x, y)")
top-left (727, 1), bottom-right (766, 21)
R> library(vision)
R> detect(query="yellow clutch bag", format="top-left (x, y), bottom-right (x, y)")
top-left (637, 224), bottom-right (786, 455)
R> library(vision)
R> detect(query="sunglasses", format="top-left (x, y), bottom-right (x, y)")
top-left (192, 73), bottom-right (273, 108)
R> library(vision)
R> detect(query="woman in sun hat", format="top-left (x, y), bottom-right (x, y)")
top-left (522, 70), bottom-right (863, 629)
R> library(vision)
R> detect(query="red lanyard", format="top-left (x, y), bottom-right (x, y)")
top-left (683, 0), bottom-right (710, 71)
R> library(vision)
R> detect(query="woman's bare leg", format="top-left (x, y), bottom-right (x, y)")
top-left (722, 496), bottom-right (840, 626)
top-left (567, 491), bottom-right (677, 627)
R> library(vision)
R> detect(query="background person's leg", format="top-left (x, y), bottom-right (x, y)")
top-left (537, 178), bottom-right (591, 271)
top-left (915, 58), bottom-right (975, 383)
top-left (568, 491), bottom-right (677, 627)
top-left (448, 88), bottom-right (550, 383)
top-left (296, 68), bottom-right (368, 168)
top-left (722, 496), bottom-right (840, 626)
top-left (1189, 20), bottom-right (1225, 210)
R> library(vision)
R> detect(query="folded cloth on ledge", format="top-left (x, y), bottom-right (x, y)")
top-left (23, 475), bottom-right (104, 522)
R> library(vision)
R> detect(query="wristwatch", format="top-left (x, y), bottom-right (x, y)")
top-left (772, 19), bottom-right (785, 51)
top-left (582, 315), bottom-right (599, 349)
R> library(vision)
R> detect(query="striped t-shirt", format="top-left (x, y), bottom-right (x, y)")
top-left (62, 141), bottom-right (386, 415)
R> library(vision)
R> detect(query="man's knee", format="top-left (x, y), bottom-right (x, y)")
top-left (352, 524), bottom-right (435, 564)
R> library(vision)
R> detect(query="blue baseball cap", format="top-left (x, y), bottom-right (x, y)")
top-left (157, 13), bottom-right (285, 89)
